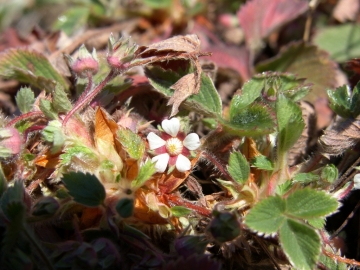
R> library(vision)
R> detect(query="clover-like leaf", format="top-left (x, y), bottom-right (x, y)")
top-left (227, 152), bottom-right (250, 185)
top-left (62, 172), bottom-right (105, 207)
top-left (279, 219), bottom-right (320, 270)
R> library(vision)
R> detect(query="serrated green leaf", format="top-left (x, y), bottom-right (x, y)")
top-left (42, 120), bottom-right (64, 153)
top-left (115, 198), bottom-right (134, 218)
top-left (146, 66), bottom-right (222, 116)
top-left (52, 84), bottom-right (72, 113)
top-left (327, 85), bottom-right (352, 118)
top-left (251, 155), bottom-right (273, 171)
top-left (286, 188), bottom-right (338, 219)
top-left (117, 129), bottom-right (145, 160)
top-left (229, 77), bottom-right (264, 114)
top-left (227, 152), bottom-right (250, 184)
top-left (170, 206), bottom-right (192, 217)
top-left (275, 180), bottom-right (293, 196)
top-left (131, 159), bottom-right (156, 190)
top-left (279, 219), bottom-right (320, 270)
top-left (15, 87), bottom-right (34, 114)
top-left (314, 23), bottom-right (360, 62)
top-left (0, 48), bottom-right (68, 92)
top-left (60, 145), bottom-right (99, 169)
top-left (220, 102), bottom-right (276, 137)
top-left (319, 251), bottom-right (348, 270)
top-left (276, 95), bottom-right (304, 153)
top-left (39, 99), bottom-right (58, 120)
top-left (293, 173), bottom-right (319, 183)
top-left (62, 172), bottom-right (105, 207)
top-left (245, 195), bottom-right (286, 234)
top-left (321, 164), bottom-right (338, 183)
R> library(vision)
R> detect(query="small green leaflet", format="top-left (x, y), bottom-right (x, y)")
top-left (131, 159), bottom-right (156, 190)
top-left (227, 152), bottom-right (250, 184)
top-left (52, 84), bottom-right (72, 114)
top-left (251, 155), bottom-right (274, 171)
top-left (39, 99), bottom-right (58, 120)
top-left (170, 206), bottom-right (192, 217)
top-left (293, 173), bottom-right (319, 184)
top-left (62, 172), bottom-right (105, 207)
top-left (327, 82), bottom-right (360, 118)
top-left (15, 87), bottom-right (34, 114)
top-left (117, 129), bottom-right (145, 160)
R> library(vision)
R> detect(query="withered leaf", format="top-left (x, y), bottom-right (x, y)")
top-left (320, 117), bottom-right (360, 156)
top-left (136, 34), bottom-right (201, 56)
top-left (168, 73), bottom-right (200, 117)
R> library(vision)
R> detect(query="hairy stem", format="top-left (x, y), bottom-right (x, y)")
top-left (6, 111), bottom-right (45, 127)
top-left (201, 150), bottom-right (233, 182)
top-left (62, 69), bottom-right (118, 128)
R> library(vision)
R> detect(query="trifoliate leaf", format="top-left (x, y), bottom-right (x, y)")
top-left (131, 159), bottom-right (156, 190)
top-left (117, 128), bottom-right (145, 160)
top-left (279, 219), bottom-right (320, 270)
top-left (245, 195), bottom-right (286, 234)
top-left (251, 155), bottom-right (274, 171)
top-left (15, 87), bottom-right (34, 114)
top-left (276, 95), bottom-right (304, 153)
top-left (286, 188), bottom-right (339, 219)
top-left (227, 152), bottom-right (250, 184)
top-left (62, 172), bottom-right (105, 207)
top-left (0, 48), bottom-right (68, 92)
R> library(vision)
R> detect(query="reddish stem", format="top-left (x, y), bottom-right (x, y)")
top-left (164, 193), bottom-right (211, 217)
top-left (62, 70), bottom-right (118, 128)
top-left (201, 150), bottom-right (233, 182)
top-left (6, 111), bottom-right (45, 127)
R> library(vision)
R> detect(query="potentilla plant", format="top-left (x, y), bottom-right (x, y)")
top-left (0, 33), bottom-right (350, 270)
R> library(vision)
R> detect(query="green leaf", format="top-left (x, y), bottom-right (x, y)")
top-left (42, 120), bottom-right (64, 153)
top-left (217, 179), bottom-right (240, 199)
top-left (251, 155), bottom-right (273, 171)
top-left (327, 85), bottom-right (352, 118)
top-left (307, 217), bottom-right (325, 229)
top-left (314, 23), bottom-right (360, 62)
top-left (52, 84), bottom-right (72, 113)
top-left (229, 77), bottom-right (265, 114)
top-left (53, 6), bottom-right (90, 35)
top-left (115, 198), bottom-right (134, 218)
top-left (62, 172), bottom-right (106, 207)
top-left (170, 206), bottom-right (192, 217)
top-left (39, 99), bottom-right (58, 120)
top-left (143, 0), bottom-right (172, 8)
top-left (321, 164), bottom-right (338, 183)
top-left (293, 173), bottom-right (319, 184)
top-left (146, 66), bottom-right (222, 116)
top-left (279, 219), bottom-right (320, 270)
top-left (0, 48), bottom-right (68, 92)
top-left (245, 195), bottom-right (286, 234)
top-left (220, 102), bottom-right (276, 137)
top-left (319, 250), bottom-right (348, 270)
top-left (227, 152), bottom-right (250, 184)
top-left (256, 42), bottom-right (336, 102)
top-left (117, 129), bottom-right (145, 160)
top-left (15, 87), bottom-right (34, 114)
top-left (131, 159), bottom-right (156, 190)
top-left (60, 145), bottom-right (99, 168)
top-left (286, 188), bottom-right (338, 219)
top-left (276, 95), bottom-right (304, 153)
top-left (275, 181), bottom-right (293, 196)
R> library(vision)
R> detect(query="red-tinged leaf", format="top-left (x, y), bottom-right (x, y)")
top-left (203, 45), bottom-right (251, 81)
top-left (0, 48), bottom-right (68, 92)
top-left (237, 0), bottom-right (308, 52)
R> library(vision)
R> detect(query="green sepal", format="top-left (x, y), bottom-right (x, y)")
top-left (15, 87), bottom-right (35, 114)
top-left (131, 159), bottom-right (156, 190)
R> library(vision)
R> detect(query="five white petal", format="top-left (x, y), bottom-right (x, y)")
top-left (183, 133), bottom-right (200, 150)
top-left (151, 153), bottom-right (170, 173)
top-left (147, 132), bottom-right (165, 150)
top-left (176, 154), bottom-right (191, 172)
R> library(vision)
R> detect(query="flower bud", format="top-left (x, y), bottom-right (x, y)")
top-left (67, 45), bottom-right (99, 78)
top-left (0, 127), bottom-right (22, 157)
top-left (208, 210), bottom-right (241, 243)
top-left (107, 34), bottom-right (138, 70)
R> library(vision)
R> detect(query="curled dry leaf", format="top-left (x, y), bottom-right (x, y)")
top-left (320, 117), bottom-right (360, 156)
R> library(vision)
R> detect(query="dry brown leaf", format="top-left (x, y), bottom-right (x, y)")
top-left (94, 107), bottom-right (118, 145)
top-left (167, 73), bottom-right (200, 116)
top-left (320, 117), bottom-right (360, 156)
top-left (137, 34), bottom-right (201, 55)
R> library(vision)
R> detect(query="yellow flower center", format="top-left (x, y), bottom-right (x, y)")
top-left (165, 138), bottom-right (183, 156)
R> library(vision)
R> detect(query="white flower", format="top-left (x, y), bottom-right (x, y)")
top-left (147, 118), bottom-right (200, 173)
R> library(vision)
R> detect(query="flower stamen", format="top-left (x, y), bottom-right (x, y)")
top-left (165, 138), bottom-right (183, 156)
